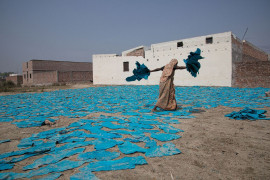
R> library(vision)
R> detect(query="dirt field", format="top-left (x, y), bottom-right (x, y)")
top-left (1, 105), bottom-right (269, 180)
top-left (0, 84), bottom-right (97, 96)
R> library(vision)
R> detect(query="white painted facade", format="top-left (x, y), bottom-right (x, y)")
top-left (93, 32), bottom-right (233, 86)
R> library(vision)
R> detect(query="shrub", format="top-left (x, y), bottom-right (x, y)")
top-left (5, 80), bottom-right (16, 88)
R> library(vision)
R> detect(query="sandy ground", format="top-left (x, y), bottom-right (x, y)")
top-left (0, 105), bottom-right (269, 180)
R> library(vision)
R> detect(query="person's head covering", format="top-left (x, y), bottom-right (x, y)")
top-left (160, 59), bottom-right (178, 82)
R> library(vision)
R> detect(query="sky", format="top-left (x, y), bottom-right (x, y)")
top-left (0, 0), bottom-right (269, 73)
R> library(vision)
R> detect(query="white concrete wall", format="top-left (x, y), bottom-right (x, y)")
top-left (93, 32), bottom-right (233, 86)
top-left (93, 55), bottom-right (145, 85)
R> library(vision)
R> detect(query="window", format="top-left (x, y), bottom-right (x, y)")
top-left (206, 37), bottom-right (213, 44)
top-left (30, 74), bottom-right (31, 78)
top-left (24, 74), bottom-right (26, 79)
top-left (177, 42), bottom-right (183, 48)
top-left (26, 62), bottom-right (28, 68)
top-left (123, 62), bottom-right (129, 72)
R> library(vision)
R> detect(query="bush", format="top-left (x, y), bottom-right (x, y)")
top-left (5, 80), bottom-right (16, 88)
top-left (0, 80), bottom-right (16, 92)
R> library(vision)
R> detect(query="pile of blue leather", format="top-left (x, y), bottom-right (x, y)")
top-left (0, 86), bottom-right (269, 179)
top-left (225, 107), bottom-right (269, 120)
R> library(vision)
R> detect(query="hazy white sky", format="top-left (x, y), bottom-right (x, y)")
top-left (0, 0), bottom-right (269, 73)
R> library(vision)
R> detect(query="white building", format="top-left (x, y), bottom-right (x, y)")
top-left (93, 31), bottom-right (269, 87)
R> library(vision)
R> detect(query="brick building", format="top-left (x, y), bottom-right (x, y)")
top-left (232, 36), bottom-right (270, 87)
top-left (6, 74), bottom-right (23, 86)
top-left (22, 60), bottom-right (92, 86)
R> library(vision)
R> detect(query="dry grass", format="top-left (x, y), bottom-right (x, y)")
top-left (0, 83), bottom-right (97, 96)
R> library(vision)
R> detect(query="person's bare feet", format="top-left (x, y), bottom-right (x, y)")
top-left (152, 106), bottom-right (158, 112)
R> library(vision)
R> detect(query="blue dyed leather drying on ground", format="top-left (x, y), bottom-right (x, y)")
top-left (126, 122), bottom-right (154, 130)
top-left (151, 132), bottom-right (181, 141)
top-left (170, 110), bottom-right (192, 117)
top-left (141, 114), bottom-right (159, 120)
top-left (25, 160), bottom-right (85, 178)
top-left (79, 124), bottom-right (102, 133)
top-left (33, 127), bottom-right (66, 139)
top-left (51, 141), bottom-right (93, 152)
top-left (144, 139), bottom-right (157, 148)
top-left (126, 61), bottom-right (150, 82)
top-left (0, 117), bottom-right (13, 122)
top-left (78, 150), bottom-right (120, 161)
top-left (0, 86), bottom-right (269, 179)
top-left (153, 111), bottom-right (170, 115)
top-left (184, 48), bottom-right (204, 77)
top-left (138, 109), bottom-right (152, 113)
top-left (122, 111), bottom-right (141, 116)
top-left (139, 119), bottom-right (162, 125)
top-left (161, 118), bottom-right (180, 124)
top-left (145, 143), bottom-right (181, 157)
top-left (124, 135), bottom-right (151, 143)
top-left (12, 120), bottom-right (43, 128)
top-left (225, 107), bottom-right (269, 120)
top-left (92, 139), bottom-right (123, 150)
top-left (118, 141), bottom-right (147, 154)
top-left (79, 124), bottom-right (122, 139)
top-left (109, 129), bottom-right (144, 137)
top-left (0, 172), bottom-right (17, 179)
top-left (80, 156), bottom-right (147, 172)
top-left (48, 130), bottom-right (88, 144)
top-left (23, 148), bottom-right (85, 170)
top-left (18, 139), bottom-right (44, 149)
top-left (0, 163), bottom-right (14, 170)
top-left (9, 154), bottom-right (36, 164)
top-left (0, 139), bottom-right (10, 144)
top-left (157, 124), bottom-right (184, 134)
top-left (36, 173), bottom-right (62, 180)
top-left (0, 160), bottom-right (84, 179)
top-left (60, 137), bottom-right (86, 143)
top-left (68, 121), bottom-right (84, 128)
top-left (70, 171), bottom-right (98, 180)
top-left (97, 121), bottom-right (126, 129)
top-left (0, 141), bottom-right (55, 159)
